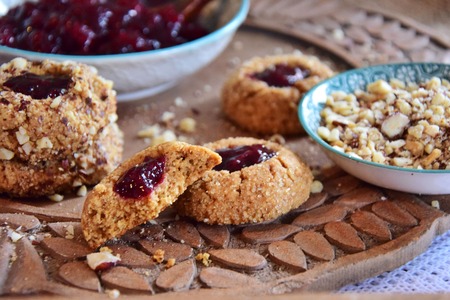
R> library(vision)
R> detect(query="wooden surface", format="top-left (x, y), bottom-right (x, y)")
top-left (345, 0), bottom-right (450, 39)
top-left (3, 0), bottom-right (450, 299)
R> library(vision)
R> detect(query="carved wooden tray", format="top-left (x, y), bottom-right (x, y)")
top-left (1, 1), bottom-right (450, 298)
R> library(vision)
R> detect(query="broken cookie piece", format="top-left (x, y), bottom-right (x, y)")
top-left (81, 141), bottom-right (221, 249)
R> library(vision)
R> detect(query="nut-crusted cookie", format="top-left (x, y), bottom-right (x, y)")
top-left (0, 57), bottom-right (117, 163)
top-left (0, 122), bottom-right (123, 197)
top-left (0, 57), bottom-right (122, 198)
top-left (222, 53), bottom-right (334, 135)
top-left (81, 141), bottom-right (222, 249)
top-left (175, 137), bottom-right (313, 225)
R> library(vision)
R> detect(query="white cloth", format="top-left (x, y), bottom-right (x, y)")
top-left (339, 230), bottom-right (450, 293)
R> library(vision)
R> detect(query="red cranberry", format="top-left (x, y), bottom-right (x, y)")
top-left (214, 144), bottom-right (277, 172)
top-left (3, 73), bottom-right (72, 99)
top-left (251, 64), bottom-right (311, 87)
top-left (0, 0), bottom-right (210, 55)
top-left (114, 156), bottom-right (166, 199)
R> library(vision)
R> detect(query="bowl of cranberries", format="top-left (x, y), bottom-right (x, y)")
top-left (0, 0), bottom-right (249, 101)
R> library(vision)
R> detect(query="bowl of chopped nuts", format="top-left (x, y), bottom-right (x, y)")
top-left (0, 0), bottom-right (249, 101)
top-left (299, 63), bottom-right (450, 195)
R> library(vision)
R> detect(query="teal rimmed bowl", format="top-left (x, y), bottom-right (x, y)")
top-left (299, 63), bottom-right (450, 195)
top-left (0, 0), bottom-right (249, 101)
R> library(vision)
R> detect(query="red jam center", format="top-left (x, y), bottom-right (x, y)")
top-left (3, 73), bottom-right (72, 99)
top-left (114, 156), bottom-right (166, 200)
top-left (0, 0), bottom-right (210, 55)
top-left (214, 144), bottom-right (277, 172)
top-left (251, 64), bottom-right (311, 87)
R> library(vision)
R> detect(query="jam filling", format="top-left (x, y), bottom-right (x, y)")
top-left (0, 0), bottom-right (210, 55)
top-left (251, 64), bottom-right (311, 87)
top-left (3, 73), bottom-right (72, 99)
top-left (214, 144), bottom-right (277, 172)
top-left (114, 156), bottom-right (166, 200)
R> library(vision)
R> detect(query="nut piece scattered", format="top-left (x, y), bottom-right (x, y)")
top-left (86, 251), bottom-right (121, 271)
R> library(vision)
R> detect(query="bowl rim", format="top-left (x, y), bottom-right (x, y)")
top-left (0, 0), bottom-right (250, 61)
top-left (299, 62), bottom-right (450, 175)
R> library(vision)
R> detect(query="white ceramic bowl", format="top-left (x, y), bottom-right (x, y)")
top-left (299, 63), bottom-right (450, 195)
top-left (0, 0), bottom-right (249, 101)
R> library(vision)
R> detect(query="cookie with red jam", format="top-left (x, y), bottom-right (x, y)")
top-left (81, 141), bottom-right (222, 249)
top-left (175, 137), bottom-right (313, 225)
top-left (222, 53), bottom-right (334, 135)
top-left (0, 58), bottom-right (122, 198)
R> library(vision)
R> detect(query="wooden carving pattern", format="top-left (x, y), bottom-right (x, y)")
top-left (0, 175), bottom-right (449, 296)
top-left (247, 0), bottom-right (450, 67)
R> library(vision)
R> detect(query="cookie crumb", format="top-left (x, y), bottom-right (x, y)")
top-left (195, 252), bottom-right (211, 266)
top-left (153, 249), bottom-right (165, 263)
top-left (166, 258), bottom-right (176, 268)
top-left (100, 246), bottom-right (112, 253)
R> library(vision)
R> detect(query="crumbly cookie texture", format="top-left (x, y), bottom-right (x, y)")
top-left (222, 53), bottom-right (334, 135)
top-left (81, 141), bottom-right (222, 249)
top-left (0, 57), bottom-right (117, 163)
top-left (0, 57), bottom-right (122, 197)
top-left (0, 122), bottom-right (123, 197)
top-left (175, 137), bottom-right (313, 225)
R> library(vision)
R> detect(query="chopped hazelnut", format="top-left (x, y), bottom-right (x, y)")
top-left (48, 194), bottom-right (64, 202)
top-left (178, 117), bottom-right (196, 133)
top-left (86, 251), bottom-right (121, 271)
top-left (0, 148), bottom-right (14, 160)
top-left (36, 137), bottom-right (53, 150)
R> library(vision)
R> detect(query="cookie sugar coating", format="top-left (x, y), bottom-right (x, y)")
top-left (176, 137), bottom-right (314, 225)
top-left (221, 53), bottom-right (334, 135)
top-left (81, 141), bottom-right (222, 249)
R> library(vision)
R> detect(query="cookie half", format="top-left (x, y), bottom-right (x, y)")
top-left (222, 53), bottom-right (334, 135)
top-left (175, 137), bottom-right (313, 225)
top-left (81, 141), bottom-right (222, 249)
